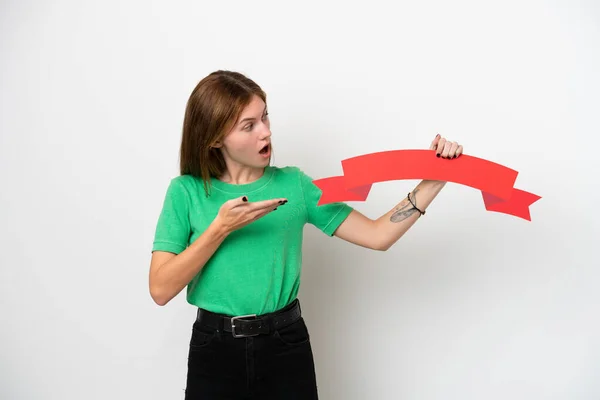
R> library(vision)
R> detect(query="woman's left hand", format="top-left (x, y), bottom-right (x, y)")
top-left (430, 133), bottom-right (463, 159)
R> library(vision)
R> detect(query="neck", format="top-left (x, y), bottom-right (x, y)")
top-left (218, 164), bottom-right (266, 185)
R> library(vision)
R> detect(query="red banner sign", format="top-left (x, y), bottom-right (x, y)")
top-left (313, 150), bottom-right (541, 221)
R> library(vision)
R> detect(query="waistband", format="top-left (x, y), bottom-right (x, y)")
top-left (195, 299), bottom-right (302, 338)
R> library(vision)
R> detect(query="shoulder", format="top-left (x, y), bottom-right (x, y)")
top-left (170, 174), bottom-right (199, 185)
top-left (268, 165), bottom-right (300, 181)
top-left (270, 165), bottom-right (300, 175)
top-left (270, 165), bottom-right (311, 180)
top-left (162, 174), bottom-right (201, 200)
top-left (270, 165), bottom-right (315, 188)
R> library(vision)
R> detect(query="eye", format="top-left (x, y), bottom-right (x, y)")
top-left (262, 112), bottom-right (269, 120)
top-left (244, 123), bottom-right (253, 131)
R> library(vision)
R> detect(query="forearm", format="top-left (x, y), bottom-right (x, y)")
top-left (151, 220), bottom-right (230, 305)
top-left (374, 179), bottom-right (447, 250)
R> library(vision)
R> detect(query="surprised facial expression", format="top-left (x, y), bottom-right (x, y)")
top-left (216, 95), bottom-right (272, 169)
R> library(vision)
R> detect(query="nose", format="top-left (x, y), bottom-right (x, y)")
top-left (259, 123), bottom-right (271, 140)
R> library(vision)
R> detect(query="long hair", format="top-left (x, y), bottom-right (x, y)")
top-left (180, 70), bottom-right (268, 196)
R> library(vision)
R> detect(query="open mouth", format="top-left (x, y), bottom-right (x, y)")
top-left (259, 144), bottom-right (270, 155)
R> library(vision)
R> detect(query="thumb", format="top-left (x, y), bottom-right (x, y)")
top-left (229, 195), bottom-right (249, 209)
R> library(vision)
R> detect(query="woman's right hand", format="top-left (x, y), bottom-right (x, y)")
top-left (214, 195), bottom-right (287, 234)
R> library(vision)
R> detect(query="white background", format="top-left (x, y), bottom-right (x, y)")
top-left (1, 0), bottom-right (599, 399)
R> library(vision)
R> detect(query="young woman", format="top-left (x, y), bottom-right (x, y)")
top-left (149, 70), bottom-right (463, 399)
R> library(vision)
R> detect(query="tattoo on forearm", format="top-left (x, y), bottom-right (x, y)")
top-left (390, 189), bottom-right (419, 223)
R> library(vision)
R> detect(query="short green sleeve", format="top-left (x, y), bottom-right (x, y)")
top-left (298, 168), bottom-right (353, 236)
top-left (152, 178), bottom-right (191, 254)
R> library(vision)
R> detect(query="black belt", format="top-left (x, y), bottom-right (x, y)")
top-left (196, 299), bottom-right (302, 338)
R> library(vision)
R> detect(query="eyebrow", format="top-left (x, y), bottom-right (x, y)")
top-left (238, 106), bottom-right (267, 125)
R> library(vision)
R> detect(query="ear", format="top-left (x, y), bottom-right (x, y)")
top-left (211, 141), bottom-right (223, 149)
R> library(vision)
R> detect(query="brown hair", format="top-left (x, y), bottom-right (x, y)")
top-left (179, 70), bottom-right (268, 196)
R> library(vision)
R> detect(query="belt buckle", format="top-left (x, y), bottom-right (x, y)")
top-left (231, 314), bottom-right (259, 338)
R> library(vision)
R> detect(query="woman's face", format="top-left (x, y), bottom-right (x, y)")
top-left (216, 95), bottom-right (272, 170)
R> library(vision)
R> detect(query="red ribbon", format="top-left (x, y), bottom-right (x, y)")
top-left (312, 150), bottom-right (541, 221)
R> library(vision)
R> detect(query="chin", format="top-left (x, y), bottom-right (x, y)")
top-left (243, 160), bottom-right (269, 170)
top-left (259, 156), bottom-right (271, 165)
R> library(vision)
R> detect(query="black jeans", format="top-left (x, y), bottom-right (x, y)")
top-left (184, 302), bottom-right (319, 399)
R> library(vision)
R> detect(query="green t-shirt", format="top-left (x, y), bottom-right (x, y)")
top-left (152, 165), bottom-right (353, 316)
